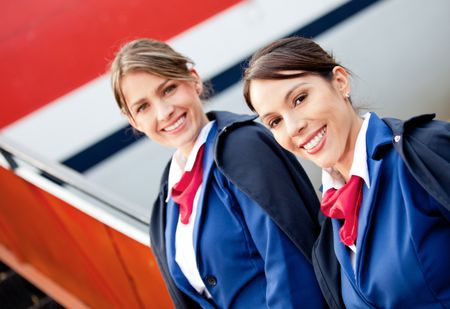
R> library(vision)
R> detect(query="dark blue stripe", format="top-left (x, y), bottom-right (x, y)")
top-left (63, 0), bottom-right (380, 172)
top-left (209, 0), bottom-right (380, 95)
top-left (62, 125), bottom-right (144, 171)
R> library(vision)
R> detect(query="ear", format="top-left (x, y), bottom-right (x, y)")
top-left (189, 68), bottom-right (203, 95)
top-left (332, 66), bottom-right (351, 98)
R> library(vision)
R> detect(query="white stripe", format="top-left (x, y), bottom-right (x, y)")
top-left (2, 0), bottom-right (346, 161)
top-left (0, 161), bottom-right (150, 246)
top-left (2, 77), bottom-right (127, 161)
top-left (171, 0), bottom-right (347, 78)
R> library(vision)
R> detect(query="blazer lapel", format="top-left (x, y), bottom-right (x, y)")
top-left (354, 114), bottom-right (393, 279)
top-left (334, 114), bottom-right (393, 283)
top-left (192, 123), bottom-right (218, 252)
top-left (331, 219), bottom-right (356, 282)
top-left (165, 198), bottom-right (199, 298)
top-left (353, 158), bottom-right (382, 278)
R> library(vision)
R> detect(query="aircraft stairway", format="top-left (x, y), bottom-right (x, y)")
top-left (0, 134), bottom-right (173, 308)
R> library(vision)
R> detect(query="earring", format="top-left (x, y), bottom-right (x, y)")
top-left (345, 93), bottom-right (350, 98)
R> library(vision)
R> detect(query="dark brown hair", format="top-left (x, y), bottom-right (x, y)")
top-left (243, 36), bottom-right (343, 111)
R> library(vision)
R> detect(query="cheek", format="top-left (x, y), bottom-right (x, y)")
top-left (274, 131), bottom-right (293, 151)
top-left (135, 116), bottom-right (156, 135)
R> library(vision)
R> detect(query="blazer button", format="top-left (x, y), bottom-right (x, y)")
top-left (205, 275), bottom-right (217, 286)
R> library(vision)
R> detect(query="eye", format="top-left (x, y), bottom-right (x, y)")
top-left (268, 117), bottom-right (282, 129)
top-left (136, 102), bottom-right (149, 114)
top-left (163, 84), bottom-right (177, 96)
top-left (293, 93), bottom-right (307, 107)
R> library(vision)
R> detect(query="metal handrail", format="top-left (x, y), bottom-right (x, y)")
top-left (0, 133), bottom-right (149, 227)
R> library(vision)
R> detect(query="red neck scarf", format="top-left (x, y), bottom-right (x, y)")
top-left (320, 175), bottom-right (364, 246)
top-left (171, 145), bottom-right (205, 225)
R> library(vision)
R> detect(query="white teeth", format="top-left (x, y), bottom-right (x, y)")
top-left (303, 127), bottom-right (326, 150)
top-left (164, 116), bottom-right (185, 132)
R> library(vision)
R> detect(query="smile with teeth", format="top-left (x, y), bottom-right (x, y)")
top-left (303, 127), bottom-right (326, 150)
top-left (163, 115), bottom-right (186, 132)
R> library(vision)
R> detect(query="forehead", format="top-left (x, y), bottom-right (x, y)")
top-left (249, 79), bottom-right (286, 116)
top-left (250, 78), bottom-right (283, 99)
top-left (250, 72), bottom-right (328, 102)
top-left (121, 71), bottom-right (166, 102)
top-left (121, 71), bottom-right (165, 92)
top-left (249, 76), bottom-right (303, 103)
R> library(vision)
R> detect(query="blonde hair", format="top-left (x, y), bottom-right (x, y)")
top-left (110, 38), bottom-right (197, 115)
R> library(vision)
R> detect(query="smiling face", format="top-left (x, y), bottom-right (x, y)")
top-left (249, 67), bottom-right (362, 177)
top-left (121, 70), bottom-right (208, 158)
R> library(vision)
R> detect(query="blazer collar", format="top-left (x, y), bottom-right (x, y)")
top-left (206, 110), bottom-right (256, 132)
top-left (366, 113), bottom-right (394, 161)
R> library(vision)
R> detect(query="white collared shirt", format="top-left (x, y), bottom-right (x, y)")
top-left (166, 120), bottom-right (215, 298)
top-left (321, 113), bottom-right (371, 271)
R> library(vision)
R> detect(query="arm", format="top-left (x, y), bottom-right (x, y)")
top-left (215, 122), bottom-right (326, 307)
top-left (215, 122), bottom-right (321, 261)
top-left (227, 180), bottom-right (325, 308)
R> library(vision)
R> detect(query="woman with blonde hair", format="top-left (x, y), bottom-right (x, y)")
top-left (110, 38), bottom-right (326, 308)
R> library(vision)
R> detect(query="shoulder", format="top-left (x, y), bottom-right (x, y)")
top-left (384, 114), bottom-right (450, 158)
top-left (214, 120), bottom-right (314, 191)
top-left (384, 114), bottom-right (450, 209)
top-left (150, 160), bottom-right (170, 235)
top-left (159, 159), bottom-right (171, 187)
top-left (412, 117), bottom-right (450, 158)
top-left (217, 121), bottom-right (294, 164)
top-left (214, 119), bottom-right (320, 216)
top-left (214, 120), bottom-right (321, 262)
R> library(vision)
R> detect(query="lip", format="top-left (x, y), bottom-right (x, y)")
top-left (161, 113), bottom-right (187, 133)
top-left (298, 125), bottom-right (327, 154)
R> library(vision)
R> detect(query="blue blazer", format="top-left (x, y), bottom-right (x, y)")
top-left (150, 111), bottom-right (325, 308)
top-left (314, 113), bottom-right (450, 308)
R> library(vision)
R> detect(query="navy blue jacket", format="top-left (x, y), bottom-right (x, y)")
top-left (312, 113), bottom-right (450, 308)
top-left (150, 111), bottom-right (323, 308)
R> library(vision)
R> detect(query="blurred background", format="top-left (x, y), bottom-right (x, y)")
top-left (1, 0), bottom-right (449, 307)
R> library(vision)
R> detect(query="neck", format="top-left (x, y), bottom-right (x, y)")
top-left (335, 113), bottom-right (363, 182)
top-left (179, 114), bottom-right (210, 159)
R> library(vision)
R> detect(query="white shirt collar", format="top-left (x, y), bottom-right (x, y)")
top-left (166, 121), bottom-right (215, 202)
top-left (322, 113), bottom-right (371, 193)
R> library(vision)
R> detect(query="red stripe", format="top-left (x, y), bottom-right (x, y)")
top-left (0, 0), bottom-right (241, 128)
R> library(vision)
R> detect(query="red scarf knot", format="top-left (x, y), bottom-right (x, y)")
top-left (321, 175), bottom-right (364, 246)
top-left (171, 145), bottom-right (205, 224)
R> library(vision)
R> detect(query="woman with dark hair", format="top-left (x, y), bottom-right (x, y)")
top-left (110, 38), bottom-right (326, 308)
top-left (243, 36), bottom-right (450, 308)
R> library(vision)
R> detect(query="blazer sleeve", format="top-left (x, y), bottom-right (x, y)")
top-left (225, 178), bottom-right (326, 308)
top-left (215, 122), bottom-right (321, 262)
top-left (216, 122), bottom-right (343, 308)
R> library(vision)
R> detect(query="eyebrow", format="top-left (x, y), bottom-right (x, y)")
top-left (284, 80), bottom-right (308, 103)
top-left (259, 80), bottom-right (308, 122)
top-left (129, 78), bottom-right (171, 109)
top-left (260, 112), bottom-right (274, 124)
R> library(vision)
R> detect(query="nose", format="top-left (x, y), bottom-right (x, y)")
top-left (285, 115), bottom-right (306, 138)
top-left (156, 102), bottom-right (174, 121)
